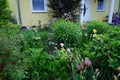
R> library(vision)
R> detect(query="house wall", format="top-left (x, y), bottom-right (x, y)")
top-left (9, 0), bottom-right (19, 24)
top-left (9, 0), bottom-right (50, 26)
top-left (9, 0), bottom-right (119, 26)
top-left (90, 0), bottom-right (119, 21)
top-left (114, 0), bottom-right (119, 13)
top-left (19, 0), bottom-right (50, 26)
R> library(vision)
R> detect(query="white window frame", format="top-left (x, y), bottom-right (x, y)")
top-left (30, 0), bottom-right (47, 12)
top-left (96, 0), bottom-right (106, 11)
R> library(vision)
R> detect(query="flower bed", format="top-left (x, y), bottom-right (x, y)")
top-left (0, 19), bottom-right (120, 80)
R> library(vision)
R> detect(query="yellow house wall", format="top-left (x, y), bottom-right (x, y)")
top-left (114, 0), bottom-right (119, 13)
top-left (20, 0), bottom-right (49, 26)
top-left (9, 0), bottom-right (19, 24)
top-left (9, 0), bottom-right (119, 26)
top-left (90, 0), bottom-right (119, 21)
top-left (9, 0), bottom-right (49, 26)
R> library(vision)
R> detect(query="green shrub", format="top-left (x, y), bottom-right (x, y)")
top-left (20, 30), bottom-right (47, 51)
top-left (38, 21), bottom-right (50, 32)
top-left (39, 31), bottom-right (49, 42)
top-left (86, 21), bottom-right (109, 37)
top-left (52, 19), bottom-right (82, 47)
top-left (24, 48), bottom-right (70, 80)
top-left (79, 26), bottom-right (120, 80)
top-left (0, 22), bottom-right (26, 80)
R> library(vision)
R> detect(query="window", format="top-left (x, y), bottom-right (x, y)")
top-left (31, 0), bottom-right (47, 12)
top-left (97, 0), bottom-right (106, 11)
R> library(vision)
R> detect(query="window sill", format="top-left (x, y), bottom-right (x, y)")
top-left (32, 10), bottom-right (47, 13)
top-left (96, 10), bottom-right (105, 12)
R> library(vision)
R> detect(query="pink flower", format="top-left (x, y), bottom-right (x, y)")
top-left (84, 57), bottom-right (91, 67)
top-left (77, 63), bottom-right (82, 74)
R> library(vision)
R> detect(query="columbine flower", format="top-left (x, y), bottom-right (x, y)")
top-left (77, 63), bottom-right (82, 74)
top-left (81, 21), bottom-right (86, 30)
top-left (81, 21), bottom-right (86, 26)
top-left (67, 48), bottom-right (71, 53)
top-left (78, 54), bottom-right (82, 60)
top-left (95, 68), bottom-right (100, 76)
top-left (93, 34), bottom-right (97, 37)
top-left (68, 54), bottom-right (73, 62)
top-left (117, 67), bottom-right (120, 72)
top-left (93, 29), bottom-right (97, 34)
top-left (35, 30), bottom-right (37, 32)
top-left (84, 57), bottom-right (91, 67)
top-left (60, 43), bottom-right (64, 47)
top-left (95, 68), bottom-right (99, 74)
top-left (34, 37), bottom-right (41, 40)
top-left (114, 75), bottom-right (118, 80)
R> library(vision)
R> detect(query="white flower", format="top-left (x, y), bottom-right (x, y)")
top-left (93, 34), bottom-right (97, 37)
top-left (60, 43), bottom-right (64, 47)
top-left (34, 37), bottom-right (41, 40)
top-left (67, 48), bottom-right (71, 53)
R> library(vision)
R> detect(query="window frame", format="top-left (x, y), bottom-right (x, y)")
top-left (30, 0), bottom-right (47, 12)
top-left (96, 0), bottom-right (106, 11)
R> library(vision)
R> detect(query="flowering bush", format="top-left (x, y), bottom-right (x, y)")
top-left (85, 21), bottom-right (109, 39)
top-left (20, 30), bottom-right (48, 51)
top-left (1, 17), bottom-right (120, 80)
top-left (54, 44), bottom-right (101, 80)
top-left (79, 26), bottom-right (120, 80)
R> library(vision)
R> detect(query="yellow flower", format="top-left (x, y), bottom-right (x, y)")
top-left (117, 66), bottom-right (120, 72)
top-left (81, 21), bottom-right (86, 30)
top-left (93, 29), bottom-right (97, 34)
top-left (97, 19), bottom-right (102, 22)
top-left (81, 21), bottom-right (86, 27)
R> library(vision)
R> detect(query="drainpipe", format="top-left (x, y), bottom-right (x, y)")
top-left (118, 0), bottom-right (120, 19)
top-left (80, 0), bottom-right (85, 23)
top-left (108, 0), bottom-right (115, 24)
top-left (17, 0), bottom-right (22, 27)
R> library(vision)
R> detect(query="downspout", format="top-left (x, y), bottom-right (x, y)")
top-left (17, 0), bottom-right (22, 27)
top-left (108, 0), bottom-right (115, 24)
top-left (118, 0), bottom-right (120, 19)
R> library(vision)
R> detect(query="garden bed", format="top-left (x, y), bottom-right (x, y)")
top-left (0, 19), bottom-right (120, 80)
